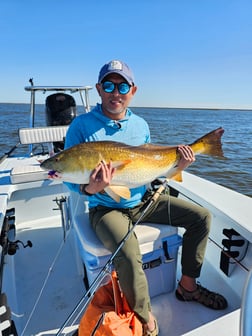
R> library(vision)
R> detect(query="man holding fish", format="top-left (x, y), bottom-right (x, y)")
top-left (53, 60), bottom-right (228, 335)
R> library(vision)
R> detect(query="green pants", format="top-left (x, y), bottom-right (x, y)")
top-left (89, 193), bottom-right (211, 323)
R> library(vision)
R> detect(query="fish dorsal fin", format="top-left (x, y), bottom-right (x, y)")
top-left (104, 185), bottom-right (131, 203)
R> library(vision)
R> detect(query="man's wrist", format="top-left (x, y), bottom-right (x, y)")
top-left (79, 184), bottom-right (94, 196)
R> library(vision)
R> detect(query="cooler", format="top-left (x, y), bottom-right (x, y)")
top-left (71, 196), bottom-right (182, 298)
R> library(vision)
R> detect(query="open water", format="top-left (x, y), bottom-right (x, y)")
top-left (0, 103), bottom-right (251, 197)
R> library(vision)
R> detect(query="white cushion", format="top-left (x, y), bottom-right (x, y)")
top-left (10, 165), bottom-right (48, 184)
top-left (19, 126), bottom-right (68, 144)
top-left (74, 212), bottom-right (178, 257)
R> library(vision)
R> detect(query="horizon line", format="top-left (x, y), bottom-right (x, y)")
top-left (0, 101), bottom-right (251, 111)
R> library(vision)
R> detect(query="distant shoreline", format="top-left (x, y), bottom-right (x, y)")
top-left (0, 102), bottom-right (251, 111)
top-left (132, 106), bottom-right (252, 111)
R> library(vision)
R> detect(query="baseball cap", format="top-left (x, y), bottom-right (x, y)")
top-left (98, 60), bottom-right (134, 85)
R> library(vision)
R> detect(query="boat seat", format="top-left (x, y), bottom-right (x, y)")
top-left (10, 126), bottom-right (69, 184)
top-left (70, 192), bottom-right (178, 257)
top-left (70, 192), bottom-right (181, 297)
top-left (19, 125), bottom-right (69, 145)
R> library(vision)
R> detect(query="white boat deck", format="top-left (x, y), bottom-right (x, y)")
top-left (4, 217), bottom-right (83, 335)
top-left (183, 310), bottom-right (240, 336)
top-left (4, 215), bottom-right (239, 336)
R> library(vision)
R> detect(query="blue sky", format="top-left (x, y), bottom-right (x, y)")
top-left (1, 0), bottom-right (252, 108)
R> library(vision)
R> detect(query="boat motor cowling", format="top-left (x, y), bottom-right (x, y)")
top-left (46, 93), bottom-right (76, 126)
top-left (45, 93), bottom-right (77, 151)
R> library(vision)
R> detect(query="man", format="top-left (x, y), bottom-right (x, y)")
top-left (65, 60), bottom-right (227, 336)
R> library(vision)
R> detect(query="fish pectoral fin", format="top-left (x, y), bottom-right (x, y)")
top-left (104, 185), bottom-right (131, 202)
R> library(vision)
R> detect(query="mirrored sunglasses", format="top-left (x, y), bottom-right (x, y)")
top-left (101, 81), bottom-right (132, 95)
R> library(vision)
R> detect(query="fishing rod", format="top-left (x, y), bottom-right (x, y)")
top-left (0, 142), bottom-right (20, 164)
top-left (56, 178), bottom-right (170, 335)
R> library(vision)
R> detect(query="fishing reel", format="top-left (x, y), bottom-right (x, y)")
top-left (7, 239), bottom-right (33, 256)
top-left (0, 208), bottom-right (33, 256)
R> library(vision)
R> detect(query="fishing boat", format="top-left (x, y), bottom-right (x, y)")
top-left (0, 82), bottom-right (251, 336)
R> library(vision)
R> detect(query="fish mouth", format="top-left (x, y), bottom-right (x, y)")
top-left (48, 170), bottom-right (57, 176)
top-left (48, 170), bottom-right (62, 179)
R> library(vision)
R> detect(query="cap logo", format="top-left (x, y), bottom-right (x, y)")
top-left (108, 60), bottom-right (123, 71)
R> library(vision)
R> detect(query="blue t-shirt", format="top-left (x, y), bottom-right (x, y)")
top-left (64, 104), bottom-right (151, 209)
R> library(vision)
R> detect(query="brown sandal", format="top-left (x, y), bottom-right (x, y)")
top-left (142, 316), bottom-right (159, 336)
top-left (176, 282), bottom-right (228, 310)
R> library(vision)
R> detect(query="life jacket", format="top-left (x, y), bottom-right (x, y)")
top-left (78, 271), bottom-right (143, 336)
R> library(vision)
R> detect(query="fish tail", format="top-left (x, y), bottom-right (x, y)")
top-left (190, 127), bottom-right (225, 157)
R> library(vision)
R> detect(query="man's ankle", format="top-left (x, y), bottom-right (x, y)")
top-left (179, 275), bottom-right (197, 291)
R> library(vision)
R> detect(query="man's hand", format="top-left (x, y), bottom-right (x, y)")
top-left (85, 161), bottom-right (115, 195)
top-left (177, 145), bottom-right (195, 170)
